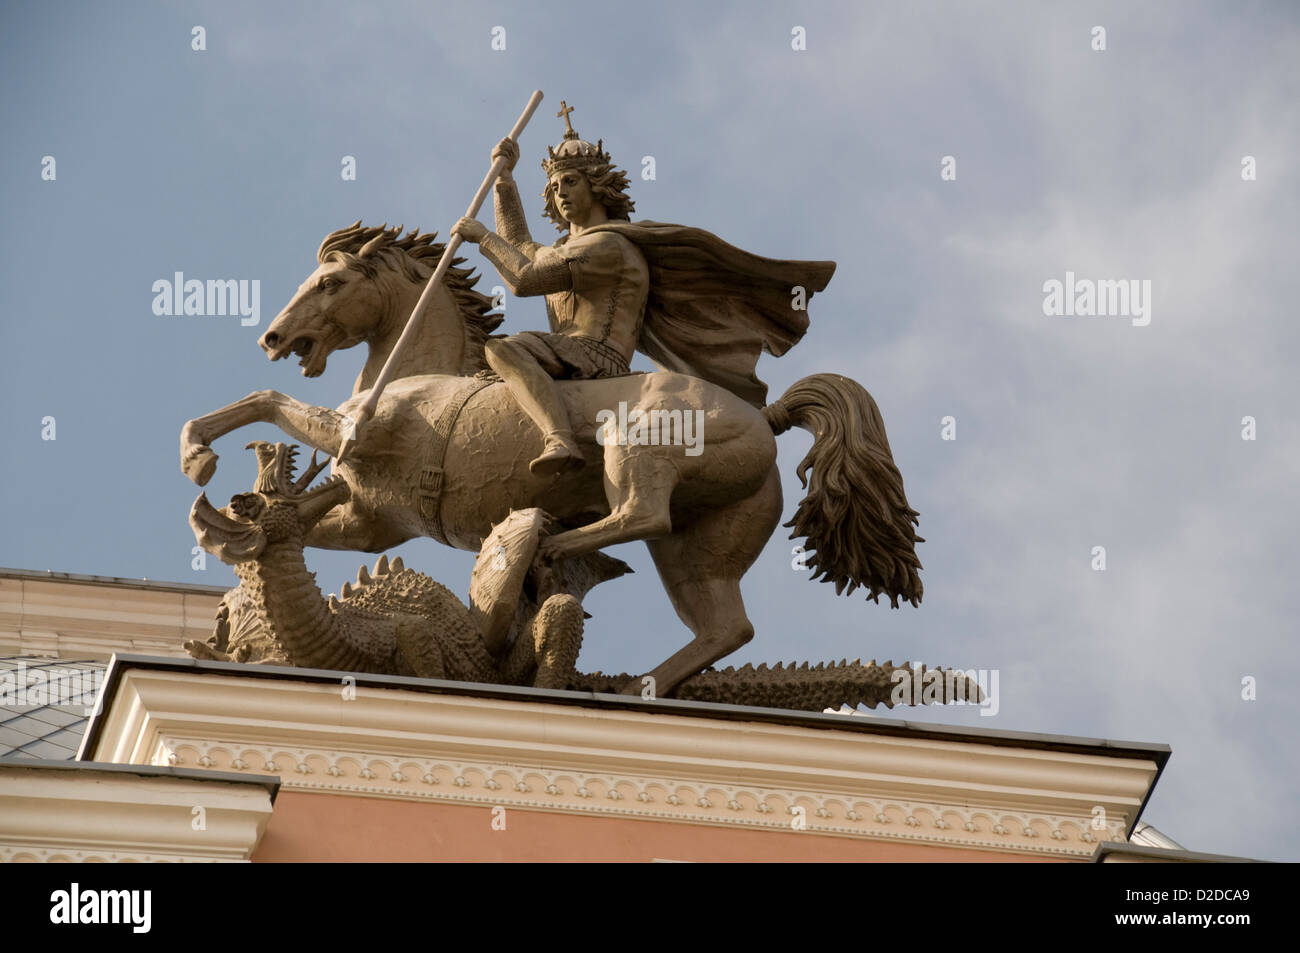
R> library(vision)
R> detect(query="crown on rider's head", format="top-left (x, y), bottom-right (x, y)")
top-left (541, 100), bottom-right (612, 176)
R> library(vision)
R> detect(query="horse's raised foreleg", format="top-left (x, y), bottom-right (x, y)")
top-left (181, 390), bottom-right (345, 486)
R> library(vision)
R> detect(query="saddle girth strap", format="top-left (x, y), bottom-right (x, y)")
top-left (417, 376), bottom-right (496, 546)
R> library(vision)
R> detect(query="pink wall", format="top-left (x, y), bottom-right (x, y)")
top-left (252, 792), bottom-right (1071, 862)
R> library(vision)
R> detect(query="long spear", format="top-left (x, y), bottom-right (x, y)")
top-left (336, 90), bottom-right (545, 462)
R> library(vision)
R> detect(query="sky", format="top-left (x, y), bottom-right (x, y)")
top-left (1, 1), bottom-right (1297, 860)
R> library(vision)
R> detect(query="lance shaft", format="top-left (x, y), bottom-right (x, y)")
top-left (337, 90), bottom-right (544, 462)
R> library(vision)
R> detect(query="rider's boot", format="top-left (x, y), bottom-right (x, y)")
top-left (531, 429), bottom-right (585, 476)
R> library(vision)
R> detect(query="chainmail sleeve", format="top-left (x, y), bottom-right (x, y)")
top-left (493, 177), bottom-right (539, 253)
top-left (479, 233), bottom-right (572, 297)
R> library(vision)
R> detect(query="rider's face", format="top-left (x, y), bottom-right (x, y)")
top-left (549, 171), bottom-right (596, 225)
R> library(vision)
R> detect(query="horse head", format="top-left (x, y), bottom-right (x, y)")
top-left (259, 222), bottom-right (502, 386)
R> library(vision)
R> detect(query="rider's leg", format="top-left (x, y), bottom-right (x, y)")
top-left (538, 446), bottom-right (678, 561)
top-left (484, 337), bottom-right (584, 476)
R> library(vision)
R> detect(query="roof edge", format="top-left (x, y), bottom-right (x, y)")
top-left (1092, 841), bottom-right (1268, 864)
top-left (81, 653), bottom-right (1174, 770)
top-left (0, 757), bottom-right (280, 802)
top-left (0, 566), bottom-right (230, 597)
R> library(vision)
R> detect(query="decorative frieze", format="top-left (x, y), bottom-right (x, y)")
top-left (86, 664), bottom-right (1160, 859)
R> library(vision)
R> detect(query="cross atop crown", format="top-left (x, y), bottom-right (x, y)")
top-left (542, 100), bottom-right (611, 176)
top-left (556, 101), bottom-right (578, 139)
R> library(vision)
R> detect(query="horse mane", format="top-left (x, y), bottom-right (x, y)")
top-left (318, 221), bottom-right (503, 374)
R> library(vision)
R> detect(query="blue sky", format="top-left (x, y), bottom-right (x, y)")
top-left (2, 1), bottom-right (1297, 859)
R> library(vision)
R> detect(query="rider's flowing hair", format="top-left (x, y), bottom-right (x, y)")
top-left (541, 162), bottom-right (636, 232)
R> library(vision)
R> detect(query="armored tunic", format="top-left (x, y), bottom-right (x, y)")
top-left (512, 230), bottom-right (649, 379)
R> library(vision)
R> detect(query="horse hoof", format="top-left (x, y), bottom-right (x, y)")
top-left (183, 447), bottom-right (218, 486)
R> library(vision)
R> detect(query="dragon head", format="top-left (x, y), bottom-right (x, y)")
top-left (189, 442), bottom-right (351, 564)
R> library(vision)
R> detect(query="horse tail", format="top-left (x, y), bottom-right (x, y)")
top-left (763, 374), bottom-right (923, 607)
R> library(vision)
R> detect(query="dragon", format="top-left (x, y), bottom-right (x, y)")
top-left (187, 443), bottom-right (977, 711)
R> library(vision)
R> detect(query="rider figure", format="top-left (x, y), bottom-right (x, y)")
top-left (452, 102), bottom-right (648, 476)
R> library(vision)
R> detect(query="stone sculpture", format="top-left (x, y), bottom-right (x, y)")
top-left (186, 443), bottom-right (972, 712)
top-left (186, 441), bottom-right (605, 688)
top-left (178, 95), bottom-right (927, 701)
top-left (449, 103), bottom-right (835, 476)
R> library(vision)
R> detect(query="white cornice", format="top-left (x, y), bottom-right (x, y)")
top-left (0, 763), bottom-right (274, 862)
top-left (88, 667), bottom-right (1161, 857)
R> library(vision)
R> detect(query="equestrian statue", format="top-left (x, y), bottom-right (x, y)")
top-left (179, 96), bottom-right (924, 700)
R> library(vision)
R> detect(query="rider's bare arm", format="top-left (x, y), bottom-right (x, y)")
top-left (478, 233), bottom-right (573, 296)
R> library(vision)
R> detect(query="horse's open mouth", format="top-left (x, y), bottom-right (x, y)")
top-left (263, 323), bottom-right (345, 378)
top-left (265, 334), bottom-right (311, 361)
top-left (296, 337), bottom-right (329, 377)
top-left (271, 336), bottom-right (328, 377)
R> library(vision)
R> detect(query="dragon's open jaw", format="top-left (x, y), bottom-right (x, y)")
top-left (191, 443), bottom-right (351, 566)
top-left (248, 441), bottom-right (348, 511)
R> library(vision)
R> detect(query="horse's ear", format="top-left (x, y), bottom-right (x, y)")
top-left (359, 232), bottom-right (385, 258)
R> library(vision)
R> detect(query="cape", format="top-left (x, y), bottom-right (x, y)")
top-left (579, 221), bottom-right (836, 407)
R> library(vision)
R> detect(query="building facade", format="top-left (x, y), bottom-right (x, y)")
top-left (2, 568), bottom-right (1220, 863)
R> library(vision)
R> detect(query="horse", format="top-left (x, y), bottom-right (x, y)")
top-left (180, 222), bottom-right (923, 695)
